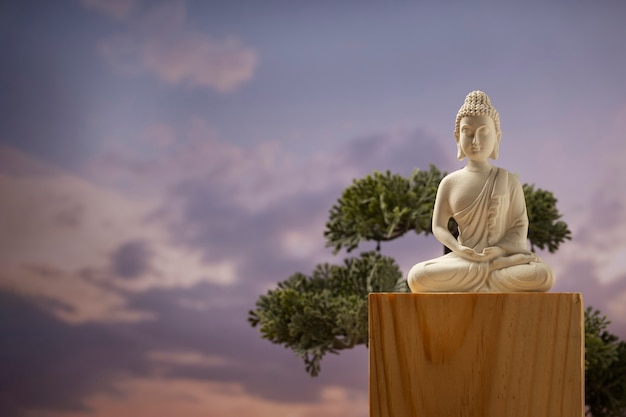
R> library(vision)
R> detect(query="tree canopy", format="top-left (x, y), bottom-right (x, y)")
top-left (248, 251), bottom-right (405, 376)
top-left (324, 165), bottom-right (442, 253)
top-left (324, 166), bottom-right (571, 254)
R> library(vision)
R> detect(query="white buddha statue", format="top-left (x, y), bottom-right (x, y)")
top-left (407, 91), bottom-right (554, 292)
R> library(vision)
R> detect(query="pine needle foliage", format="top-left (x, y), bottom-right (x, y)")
top-left (248, 251), bottom-right (407, 376)
top-left (524, 184), bottom-right (572, 253)
top-left (324, 165), bottom-right (443, 254)
top-left (584, 308), bottom-right (626, 417)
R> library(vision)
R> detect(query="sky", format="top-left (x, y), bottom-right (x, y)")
top-left (1, 0), bottom-right (626, 416)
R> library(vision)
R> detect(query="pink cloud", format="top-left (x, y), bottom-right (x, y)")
top-left (26, 376), bottom-right (369, 417)
top-left (0, 263), bottom-right (156, 324)
top-left (98, 1), bottom-right (258, 93)
top-left (146, 350), bottom-right (234, 368)
top-left (0, 145), bottom-right (237, 323)
top-left (139, 123), bottom-right (176, 148)
top-left (88, 118), bottom-right (362, 214)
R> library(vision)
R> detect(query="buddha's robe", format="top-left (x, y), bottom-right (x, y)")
top-left (408, 167), bottom-right (554, 292)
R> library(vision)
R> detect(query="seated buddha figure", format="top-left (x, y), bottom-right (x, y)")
top-left (407, 91), bottom-right (554, 292)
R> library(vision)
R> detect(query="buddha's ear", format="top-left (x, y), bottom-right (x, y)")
top-left (457, 143), bottom-right (466, 160)
top-left (490, 135), bottom-right (501, 160)
top-left (455, 133), bottom-right (466, 160)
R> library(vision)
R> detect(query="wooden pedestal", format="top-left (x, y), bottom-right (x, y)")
top-left (369, 293), bottom-right (584, 417)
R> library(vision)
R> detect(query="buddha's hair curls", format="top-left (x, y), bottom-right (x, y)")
top-left (454, 90), bottom-right (501, 140)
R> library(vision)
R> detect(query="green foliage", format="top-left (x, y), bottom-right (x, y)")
top-left (524, 184), bottom-right (572, 253)
top-left (324, 165), bottom-right (444, 254)
top-left (325, 168), bottom-right (571, 255)
top-left (584, 308), bottom-right (626, 417)
top-left (248, 251), bottom-right (407, 376)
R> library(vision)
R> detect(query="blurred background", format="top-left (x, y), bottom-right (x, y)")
top-left (1, 1), bottom-right (626, 416)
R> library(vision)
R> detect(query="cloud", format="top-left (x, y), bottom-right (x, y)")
top-left (607, 287), bottom-right (626, 331)
top-left (139, 123), bottom-right (176, 148)
top-left (0, 291), bottom-right (157, 415)
top-left (0, 282), bottom-right (372, 415)
top-left (79, 0), bottom-right (139, 20)
top-left (0, 263), bottom-right (155, 324)
top-left (23, 377), bottom-right (369, 417)
top-left (3, 124), bottom-right (438, 411)
top-left (112, 240), bottom-right (153, 279)
top-left (545, 106), bottom-right (626, 337)
top-left (84, 119), bottom-right (453, 296)
top-left (98, 1), bottom-right (258, 93)
top-left (554, 110), bottom-right (626, 286)
top-left (146, 350), bottom-right (233, 368)
top-left (0, 145), bottom-right (237, 323)
top-left (40, 122), bottom-right (446, 406)
top-left (110, 283), bottom-right (371, 404)
top-left (338, 127), bottom-right (453, 175)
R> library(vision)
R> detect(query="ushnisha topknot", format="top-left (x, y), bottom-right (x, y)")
top-left (454, 90), bottom-right (501, 139)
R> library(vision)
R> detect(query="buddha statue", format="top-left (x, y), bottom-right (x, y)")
top-left (407, 91), bottom-right (555, 292)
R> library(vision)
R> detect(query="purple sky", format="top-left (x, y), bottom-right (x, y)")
top-left (2, 0), bottom-right (626, 416)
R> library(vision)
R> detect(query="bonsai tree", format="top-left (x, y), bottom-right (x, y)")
top-left (249, 166), bottom-right (625, 415)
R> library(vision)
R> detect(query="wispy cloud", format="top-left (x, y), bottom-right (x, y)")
top-left (1, 115), bottom-right (453, 326)
top-left (0, 145), bottom-right (236, 323)
top-left (545, 106), bottom-right (626, 336)
top-left (97, 1), bottom-right (258, 93)
top-left (146, 350), bottom-right (233, 368)
top-left (0, 263), bottom-right (156, 324)
top-left (27, 377), bottom-right (369, 417)
top-left (78, 0), bottom-right (139, 20)
top-left (84, 119), bottom-right (453, 290)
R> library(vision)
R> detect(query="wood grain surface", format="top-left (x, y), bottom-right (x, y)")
top-left (369, 293), bottom-right (583, 417)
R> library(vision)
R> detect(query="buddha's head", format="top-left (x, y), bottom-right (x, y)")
top-left (454, 91), bottom-right (501, 160)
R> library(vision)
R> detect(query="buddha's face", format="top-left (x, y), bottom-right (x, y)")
top-left (457, 115), bottom-right (499, 161)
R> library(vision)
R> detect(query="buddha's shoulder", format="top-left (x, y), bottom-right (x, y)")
top-left (443, 169), bottom-right (462, 179)
top-left (440, 168), bottom-right (468, 184)
top-left (495, 167), bottom-right (521, 183)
